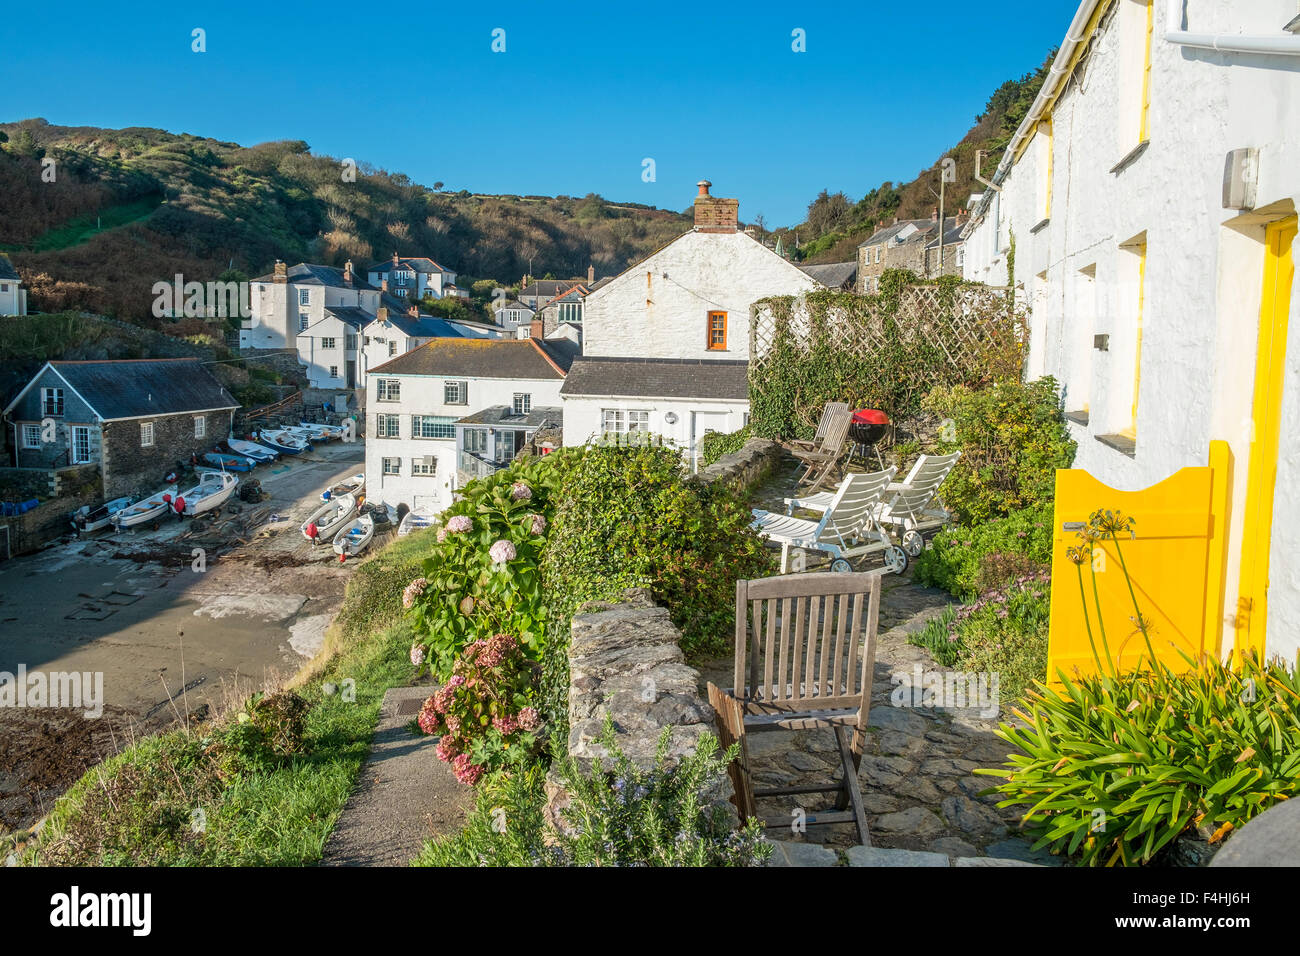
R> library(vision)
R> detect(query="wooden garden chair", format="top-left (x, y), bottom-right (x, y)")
top-left (790, 406), bottom-right (852, 492)
top-left (709, 570), bottom-right (883, 845)
top-left (787, 401), bottom-right (849, 455)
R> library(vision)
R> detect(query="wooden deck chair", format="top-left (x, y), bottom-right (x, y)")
top-left (790, 406), bottom-right (852, 492)
top-left (751, 468), bottom-right (905, 574)
top-left (715, 570), bottom-right (883, 845)
top-left (787, 401), bottom-right (849, 455)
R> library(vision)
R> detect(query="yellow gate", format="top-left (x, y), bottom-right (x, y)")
top-left (1046, 441), bottom-right (1231, 685)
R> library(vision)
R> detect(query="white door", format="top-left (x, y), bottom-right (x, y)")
top-left (71, 426), bottom-right (91, 464)
top-left (689, 411), bottom-right (729, 473)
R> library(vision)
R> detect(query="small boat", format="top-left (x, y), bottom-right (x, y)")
top-left (112, 485), bottom-right (179, 530)
top-left (176, 470), bottom-right (240, 516)
top-left (321, 472), bottom-right (365, 501)
top-left (296, 421), bottom-right (345, 441)
top-left (71, 496), bottom-right (134, 534)
top-left (332, 513), bottom-right (374, 558)
top-left (225, 437), bottom-right (278, 463)
top-left (203, 451), bottom-right (255, 472)
top-left (397, 508), bottom-right (437, 537)
top-left (257, 429), bottom-right (312, 454)
top-left (301, 492), bottom-right (358, 542)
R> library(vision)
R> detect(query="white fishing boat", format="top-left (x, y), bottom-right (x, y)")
top-left (225, 436), bottom-right (278, 462)
top-left (257, 429), bottom-right (312, 454)
top-left (321, 472), bottom-right (365, 501)
top-left (296, 421), bottom-right (345, 441)
top-left (397, 508), bottom-right (437, 537)
top-left (301, 492), bottom-right (358, 543)
top-left (71, 496), bottom-right (135, 534)
top-left (111, 485), bottom-right (179, 530)
top-left (332, 513), bottom-right (374, 558)
top-left (176, 470), bottom-right (239, 516)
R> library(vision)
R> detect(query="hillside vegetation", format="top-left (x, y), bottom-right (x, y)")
top-left (782, 54), bottom-right (1054, 264)
top-left (0, 120), bottom-right (692, 322)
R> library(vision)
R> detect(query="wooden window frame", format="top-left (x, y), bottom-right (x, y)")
top-left (707, 311), bottom-right (728, 351)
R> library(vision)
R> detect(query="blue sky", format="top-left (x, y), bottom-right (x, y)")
top-left (0, 0), bottom-right (1074, 225)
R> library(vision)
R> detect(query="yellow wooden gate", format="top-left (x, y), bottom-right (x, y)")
top-left (1046, 441), bottom-right (1232, 685)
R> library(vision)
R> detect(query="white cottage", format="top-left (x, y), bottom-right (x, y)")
top-left (562, 180), bottom-right (820, 466)
top-left (961, 0), bottom-right (1300, 663)
top-left (0, 255), bottom-right (27, 316)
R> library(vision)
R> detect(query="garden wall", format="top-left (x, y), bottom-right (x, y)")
top-left (697, 437), bottom-right (782, 492)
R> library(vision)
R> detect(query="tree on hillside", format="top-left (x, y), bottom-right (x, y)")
top-left (805, 190), bottom-right (851, 236)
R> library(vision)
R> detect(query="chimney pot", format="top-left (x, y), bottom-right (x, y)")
top-left (381, 278), bottom-right (389, 293)
top-left (587, 263), bottom-right (594, 284)
top-left (693, 179), bottom-right (739, 233)
top-left (377, 306), bottom-right (388, 322)
top-left (697, 180), bottom-right (712, 197)
top-left (343, 260), bottom-right (353, 284)
top-left (408, 303), bottom-right (419, 318)
top-left (392, 251), bottom-right (399, 265)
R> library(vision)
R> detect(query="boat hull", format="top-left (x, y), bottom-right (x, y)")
top-left (332, 514), bottom-right (374, 556)
top-left (301, 493), bottom-right (358, 541)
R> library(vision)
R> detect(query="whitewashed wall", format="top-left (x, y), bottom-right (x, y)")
top-left (962, 0), bottom-right (1300, 660)
top-left (561, 395), bottom-right (748, 470)
top-left (583, 231), bottom-right (819, 361)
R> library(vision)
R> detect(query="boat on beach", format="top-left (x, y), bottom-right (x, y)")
top-left (111, 485), bottom-right (179, 530)
top-left (71, 496), bottom-right (135, 534)
top-left (256, 429), bottom-right (312, 454)
top-left (397, 508), bottom-right (437, 537)
top-left (224, 436), bottom-right (278, 462)
top-left (202, 450), bottom-right (256, 472)
top-left (321, 472), bottom-right (365, 501)
top-left (332, 513), bottom-right (374, 558)
top-left (301, 492), bottom-right (358, 542)
top-left (176, 470), bottom-right (240, 516)
top-left (296, 421), bottom-right (345, 441)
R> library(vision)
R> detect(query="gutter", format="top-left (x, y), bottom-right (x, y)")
top-left (1164, 0), bottom-right (1300, 55)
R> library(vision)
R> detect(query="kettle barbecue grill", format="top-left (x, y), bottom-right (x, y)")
top-left (848, 409), bottom-right (890, 469)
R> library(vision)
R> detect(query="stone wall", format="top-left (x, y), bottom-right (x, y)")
top-left (101, 410), bottom-right (235, 499)
top-left (697, 436), bottom-right (781, 492)
top-left (0, 482), bottom-right (103, 558)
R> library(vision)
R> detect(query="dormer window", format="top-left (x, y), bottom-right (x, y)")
top-left (41, 387), bottom-right (64, 417)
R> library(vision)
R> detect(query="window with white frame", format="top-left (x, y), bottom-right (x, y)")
top-left (375, 379), bottom-right (401, 402)
top-left (463, 428), bottom-right (487, 454)
top-left (601, 408), bottom-right (650, 434)
top-left (299, 314), bottom-right (309, 333)
top-left (298, 289), bottom-right (311, 306)
top-left (71, 426), bottom-right (91, 464)
top-left (411, 456), bottom-right (437, 476)
top-left (558, 302), bottom-right (582, 323)
top-left (194, 416), bottom-right (206, 438)
top-left (444, 380), bottom-right (467, 405)
top-left (321, 337), bottom-right (336, 349)
top-left (412, 415), bottom-right (455, 439)
top-left (330, 366), bottom-right (339, 378)
top-left (22, 424), bottom-right (41, 448)
top-left (41, 387), bottom-right (64, 417)
top-left (382, 457), bottom-right (401, 476)
top-left (388, 341), bottom-right (397, 356)
top-left (376, 413), bottom-right (401, 438)
top-left (140, 422), bottom-right (155, 447)
top-left (345, 334), bottom-right (357, 350)
top-left (512, 393), bottom-right (532, 415)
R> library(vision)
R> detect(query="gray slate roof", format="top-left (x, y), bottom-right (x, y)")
top-left (51, 359), bottom-right (238, 421)
top-left (925, 226), bottom-right (967, 249)
top-left (368, 256), bottom-right (449, 275)
top-left (0, 255), bottom-right (19, 281)
top-left (252, 262), bottom-right (377, 289)
top-left (386, 314), bottom-right (463, 338)
top-left (322, 306), bottom-right (374, 329)
top-left (369, 336), bottom-right (575, 379)
top-left (456, 405), bottom-right (564, 427)
top-left (560, 357), bottom-right (749, 401)
top-left (797, 261), bottom-right (857, 288)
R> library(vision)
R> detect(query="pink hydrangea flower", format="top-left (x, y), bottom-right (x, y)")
top-left (528, 513), bottom-right (547, 534)
top-left (409, 642), bottom-right (425, 667)
top-left (445, 515), bottom-right (473, 534)
top-left (401, 577), bottom-right (428, 609)
top-left (510, 482), bottom-right (533, 501)
top-left (436, 527), bottom-right (448, 543)
top-left (493, 713), bottom-right (520, 735)
top-left (417, 697), bottom-right (442, 735)
top-left (517, 707), bottom-right (541, 731)
top-left (451, 753), bottom-right (484, 785)
top-left (489, 539), bottom-right (516, 564)
top-left (435, 735), bottom-right (460, 761)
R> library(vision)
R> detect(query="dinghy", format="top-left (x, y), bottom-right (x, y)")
top-left (332, 513), bottom-right (374, 558)
top-left (321, 472), bottom-right (365, 501)
top-left (397, 508), bottom-right (437, 537)
top-left (225, 437), bottom-right (278, 462)
top-left (296, 421), bottom-right (345, 441)
top-left (71, 496), bottom-right (135, 534)
top-left (202, 451), bottom-right (255, 472)
top-left (111, 485), bottom-right (179, 530)
top-left (257, 429), bottom-right (312, 454)
top-left (301, 492), bottom-right (358, 543)
top-left (176, 470), bottom-right (239, 516)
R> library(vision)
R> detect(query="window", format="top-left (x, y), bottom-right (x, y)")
top-left (1117, 0), bottom-right (1155, 153)
top-left (444, 380), bottom-right (468, 405)
top-left (345, 334), bottom-right (357, 350)
top-left (71, 426), bottom-right (91, 464)
top-left (412, 415), bottom-right (455, 439)
top-left (601, 409), bottom-right (650, 434)
top-left (512, 393), bottom-right (532, 415)
top-left (321, 337), bottom-right (336, 349)
top-left (375, 379), bottom-right (401, 402)
top-left (298, 289), bottom-right (311, 306)
top-left (376, 413), bottom-right (401, 438)
top-left (388, 341), bottom-right (397, 356)
top-left (140, 422), bottom-right (155, 447)
top-left (22, 424), bottom-right (41, 448)
top-left (41, 387), bottom-right (64, 417)
top-left (1, 283), bottom-right (8, 292)
top-left (299, 314), bottom-right (309, 333)
top-left (463, 428), bottom-right (487, 453)
top-left (411, 456), bottom-right (437, 476)
top-left (876, 247), bottom-right (882, 264)
top-left (194, 416), bottom-right (206, 438)
top-left (382, 457), bottom-right (401, 476)
top-left (329, 365), bottom-right (339, 378)
top-left (707, 311), bottom-right (727, 350)
top-left (559, 301), bottom-right (582, 323)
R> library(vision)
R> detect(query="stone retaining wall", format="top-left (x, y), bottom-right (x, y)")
top-left (698, 437), bottom-right (782, 491)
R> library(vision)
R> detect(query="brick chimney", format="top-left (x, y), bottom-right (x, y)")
top-left (273, 260), bottom-right (287, 284)
top-left (693, 179), bottom-right (739, 234)
top-left (381, 278), bottom-right (389, 294)
top-left (587, 263), bottom-right (594, 284)
top-left (931, 207), bottom-right (938, 221)
top-left (343, 259), bottom-right (353, 285)
top-left (530, 318), bottom-right (544, 340)
top-left (392, 251), bottom-right (399, 266)
top-left (408, 302), bottom-right (419, 318)
top-left (377, 306), bottom-right (388, 322)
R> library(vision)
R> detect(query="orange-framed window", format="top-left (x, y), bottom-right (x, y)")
top-left (707, 311), bottom-right (727, 350)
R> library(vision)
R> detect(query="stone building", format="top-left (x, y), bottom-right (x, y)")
top-left (857, 214), bottom-right (961, 293)
top-left (2, 359), bottom-right (238, 498)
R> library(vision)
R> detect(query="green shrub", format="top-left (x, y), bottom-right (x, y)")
top-left (700, 425), bottom-right (752, 467)
top-left (980, 653), bottom-right (1300, 866)
top-left (413, 723), bottom-right (771, 867)
top-left (911, 605), bottom-right (963, 667)
top-left (922, 377), bottom-right (1076, 525)
top-left (914, 502), bottom-right (1053, 600)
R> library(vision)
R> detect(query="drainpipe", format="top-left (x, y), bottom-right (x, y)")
top-left (1164, 0), bottom-right (1300, 55)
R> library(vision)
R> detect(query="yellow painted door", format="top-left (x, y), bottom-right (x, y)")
top-left (1235, 216), bottom-right (1298, 660)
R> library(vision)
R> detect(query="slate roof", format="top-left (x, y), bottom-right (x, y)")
top-left (560, 357), bottom-right (749, 401)
top-left (385, 314), bottom-right (463, 338)
top-left (456, 405), bottom-right (564, 428)
top-left (493, 299), bottom-right (534, 313)
top-left (520, 279), bottom-right (582, 300)
top-left (539, 284), bottom-right (588, 309)
top-left (251, 262), bottom-right (377, 288)
top-left (925, 226), bottom-right (967, 249)
top-left (368, 336), bottom-right (575, 379)
top-left (859, 217), bottom-right (961, 249)
top-left (46, 359), bottom-right (237, 421)
top-left (368, 256), bottom-right (450, 275)
top-left (0, 255), bottom-right (19, 281)
top-left (797, 261), bottom-right (856, 288)
top-left (321, 305), bottom-right (374, 329)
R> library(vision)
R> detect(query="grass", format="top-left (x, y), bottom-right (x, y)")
top-left (21, 531), bottom-right (435, 866)
top-left (0, 194), bottom-right (164, 253)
